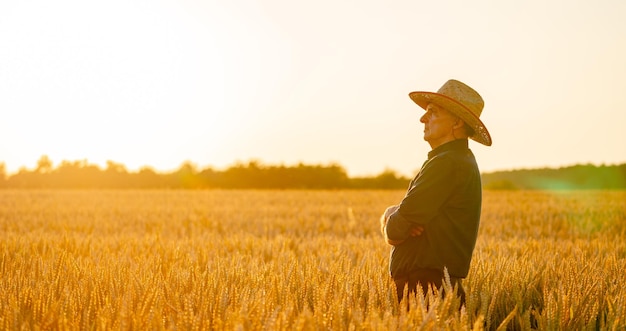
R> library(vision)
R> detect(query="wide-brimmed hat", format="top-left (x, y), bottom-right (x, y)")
top-left (409, 79), bottom-right (492, 146)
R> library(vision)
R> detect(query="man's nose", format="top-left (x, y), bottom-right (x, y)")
top-left (420, 113), bottom-right (427, 123)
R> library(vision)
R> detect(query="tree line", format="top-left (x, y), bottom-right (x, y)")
top-left (0, 156), bottom-right (408, 189)
top-left (1, 156), bottom-right (624, 190)
top-left (481, 163), bottom-right (626, 190)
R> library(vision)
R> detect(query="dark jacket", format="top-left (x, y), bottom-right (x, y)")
top-left (385, 139), bottom-right (482, 278)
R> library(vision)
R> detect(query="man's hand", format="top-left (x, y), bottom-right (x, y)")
top-left (380, 205), bottom-right (399, 234)
top-left (409, 225), bottom-right (424, 237)
top-left (380, 204), bottom-right (425, 245)
top-left (383, 205), bottom-right (399, 221)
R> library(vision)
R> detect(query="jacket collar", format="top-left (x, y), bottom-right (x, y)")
top-left (428, 139), bottom-right (468, 159)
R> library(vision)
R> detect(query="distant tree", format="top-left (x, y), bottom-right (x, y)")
top-left (6, 166), bottom-right (35, 188)
top-left (198, 167), bottom-right (219, 188)
top-left (349, 170), bottom-right (409, 189)
top-left (483, 179), bottom-right (518, 190)
top-left (36, 155), bottom-right (53, 173)
top-left (135, 166), bottom-right (162, 188)
top-left (103, 160), bottom-right (130, 188)
top-left (374, 169), bottom-right (407, 189)
top-left (176, 161), bottom-right (200, 188)
top-left (105, 160), bottom-right (127, 173)
top-left (52, 159), bottom-right (101, 188)
top-left (0, 162), bottom-right (6, 188)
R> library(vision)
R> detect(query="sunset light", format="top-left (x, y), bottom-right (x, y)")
top-left (2, 1), bottom-right (626, 329)
top-left (2, 0), bottom-right (625, 176)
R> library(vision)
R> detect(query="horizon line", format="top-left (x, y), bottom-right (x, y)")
top-left (1, 156), bottom-right (624, 178)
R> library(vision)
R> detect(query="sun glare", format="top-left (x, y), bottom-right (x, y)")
top-left (1, 0), bottom-right (238, 173)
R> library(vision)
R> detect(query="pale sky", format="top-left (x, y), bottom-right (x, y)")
top-left (1, 0), bottom-right (625, 177)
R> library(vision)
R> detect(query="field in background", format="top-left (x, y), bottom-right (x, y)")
top-left (1, 190), bottom-right (625, 330)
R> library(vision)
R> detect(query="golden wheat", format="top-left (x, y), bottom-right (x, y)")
top-left (0, 190), bottom-right (624, 330)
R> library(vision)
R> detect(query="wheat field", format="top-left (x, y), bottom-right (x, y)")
top-left (0, 190), bottom-right (624, 330)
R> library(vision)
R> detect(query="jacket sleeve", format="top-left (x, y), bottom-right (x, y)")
top-left (385, 155), bottom-right (456, 243)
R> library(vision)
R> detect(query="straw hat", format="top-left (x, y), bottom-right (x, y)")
top-left (409, 79), bottom-right (492, 146)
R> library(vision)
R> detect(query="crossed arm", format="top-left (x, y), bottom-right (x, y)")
top-left (379, 155), bottom-right (459, 246)
top-left (380, 205), bottom-right (424, 245)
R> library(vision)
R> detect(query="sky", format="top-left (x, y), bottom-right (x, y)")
top-left (1, 0), bottom-right (625, 177)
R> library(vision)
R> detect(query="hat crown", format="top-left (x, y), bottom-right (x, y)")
top-left (437, 79), bottom-right (484, 118)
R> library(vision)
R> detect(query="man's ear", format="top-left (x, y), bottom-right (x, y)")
top-left (453, 119), bottom-right (465, 130)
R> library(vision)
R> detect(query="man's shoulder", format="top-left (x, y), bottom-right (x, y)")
top-left (419, 153), bottom-right (456, 177)
top-left (423, 148), bottom-right (478, 179)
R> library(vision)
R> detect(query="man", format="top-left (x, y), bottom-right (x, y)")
top-left (380, 79), bottom-right (492, 305)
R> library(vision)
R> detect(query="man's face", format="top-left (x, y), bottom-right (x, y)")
top-left (420, 103), bottom-right (458, 148)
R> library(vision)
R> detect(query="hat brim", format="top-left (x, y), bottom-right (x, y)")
top-left (409, 91), bottom-right (492, 146)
